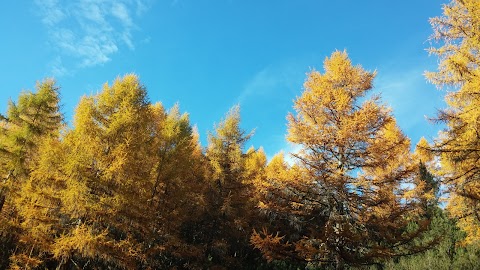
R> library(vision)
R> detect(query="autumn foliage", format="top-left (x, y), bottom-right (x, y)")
top-left (1, 1), bottom-right (480, 268)
top-left (251, 51), bottom-right (436, 268)
top-left (423, 0), bottom-right (480, 245)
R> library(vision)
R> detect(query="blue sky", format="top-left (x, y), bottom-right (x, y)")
top-left (0, 0), bottom-right (447, 158)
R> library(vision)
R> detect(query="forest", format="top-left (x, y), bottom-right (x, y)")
top-left (1, 0), bottom-right (480, 269)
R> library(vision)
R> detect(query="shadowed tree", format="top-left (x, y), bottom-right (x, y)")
top-left (198, 106), bottom-right (264, 269)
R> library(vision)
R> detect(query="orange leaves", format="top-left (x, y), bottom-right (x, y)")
top-left (52, 225), bottom-right (107, 261)
top-left (252, 51), bottom-right (437, 267)
top-left (0, 74), bottom-right (213, 268)
top-left (251, 228), bottom-right (289, 262)
top-left (426, 0), bottom-right (480, 242)
top-left (8, 253), bottom-right (44, 270)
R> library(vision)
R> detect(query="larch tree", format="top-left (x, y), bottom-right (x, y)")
top-left (0, 79), bottom-right (62, 269)
top-left (19, 74), bottom-right (159, 269)
top-left (11, 134), bottom-right (70, 269)
top-left (5, 75), bottom-right (209, 269)
top-left (425, 0), bottom-right (480, 244)
top-left (0, 79), bottom-right (62, 213)
top-left (252, 51), bottom-right (435, 269)
top-left (147, 103), bottom-right (208, 268)
top-left (201, 105), bottom-right (262, 268)
top-left (252, 152), bottom-right (310, 267)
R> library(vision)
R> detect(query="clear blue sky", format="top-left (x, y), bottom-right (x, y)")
top-left (0, 0), bottom-right (447, 158)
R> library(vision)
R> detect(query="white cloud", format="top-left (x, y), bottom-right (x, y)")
top-left (238, 67), bottom-right (279, 104)
top-left (35, 0), bottom-right (152, 73)
top-left (112, 3), bottom-right (133, 27)
top-left (35, 0), bottom-right (66, 26)
top-left (50, 56), bottom-right (69, 77)
top-left (238, 63), bottom-right (302, 104)
top-left (282, 142), bottom-right (302, 166)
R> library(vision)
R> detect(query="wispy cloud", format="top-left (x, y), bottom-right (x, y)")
top-left (374, 65), bottom-right (445, 144)
top-left (238, 62), bottom-right (303, 104)
top-left (34, 0), bottom-right (152, 74)
top-left (49, 56), bottom-right (69, 77)
top-left (171, 0), bottom-right (181, 6)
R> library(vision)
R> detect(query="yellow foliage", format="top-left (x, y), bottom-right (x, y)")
top-left (254, 51), bottom-right (434, 266)
top-left (427, 0), bottom-right (480, 240)
top-left (251, 228), bottom-right (289, 262)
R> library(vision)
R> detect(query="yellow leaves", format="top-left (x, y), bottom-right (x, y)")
top-left (428, 0), bottom-right (480, 86)
top-left (415, 137), bottom-right (434, 162)
top-left (52, 224), bottom-right (107, 260)
top-left (447, 194), bottom-right (480, 245)
top-left (250, 228), bottom-right (288, 262)
top-left (323, 50), bottom-right (376, 99)
top-left (245, 147), bottom-right (267, 174)
top-left (8, 253), bottom-right (44, 270)
top-left (364, 119), bottom-right (412, 181)
top-left (207, 105), bottom-right (252, 184)
top-left (73, 96), bottom-right (98, 135)
top-left (265, 154), bottom-right (284, 178)
top-left (296, 51), bottom-right (376, 132)
top-left (253, 50), bottom-right (439, 266)
top-left (52, 224), bottom-right (142, 268)
top-left (427, 0), bottom-right (480, 241)
top-left (460, 216), bottom-right (480, 245)
top-left (288, 52), bottom-right (387, 164)
top-left (5, 74), bottom-right (192, 268)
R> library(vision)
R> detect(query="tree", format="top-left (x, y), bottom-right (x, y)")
top-left (0, 79), bottom-right (62, 269)
top-left (252, 51), bottom-right (434, 269)
top-left (199, 105), bottom-right (262, 268)
top-left (9, 75), bottom-right (162, 269)
top-left (381, 207), bottom-right (480, 270)
top-left (0, 79), bottom-right (62, 213)
top-left (4, 75), bottom-right (211, 269)
top-left (147, 103), bottom-right (208, 268)
top-left (425, 0), bottom-right (480, 243)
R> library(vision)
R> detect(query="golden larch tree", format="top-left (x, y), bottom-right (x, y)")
top-left (0, 79), bottom-right (63, 269)
top-left (252, 51), bottom-right (434, 269)
top-left (425, 0), bottom-right (480, 243)
top-left (200, 106), bottom-right (263, 268)
top-left (7, 75), bottom-right (209, 269)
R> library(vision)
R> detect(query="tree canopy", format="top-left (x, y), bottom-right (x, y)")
top-left (425, 0), bottom-right (480, 244)
top-left (1, 2), bottom-right (480, 267)
top-left (251, 51), bottom-right (436, 269)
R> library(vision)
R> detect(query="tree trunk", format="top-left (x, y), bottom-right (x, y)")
top-left (335, 253), bottom-right (345, 270)
top-left (0, 193), bottom-right (5, 214)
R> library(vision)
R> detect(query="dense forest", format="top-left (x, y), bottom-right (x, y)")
top-left (1, 0), bottom-right (480, 269)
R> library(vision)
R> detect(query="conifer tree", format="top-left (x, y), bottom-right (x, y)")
top-left (0, 79), bottom-right (62, 213)
top-left (252, 51), bottom-right (434, 268)
top-left (6, 75), bottom-right (208, 269)
top-left (0, 79), bottom-right (62, 269)
top-left (201, 106), bottom-right (261, 268)
top-left (147, 103), bottom-right (207, 268)
top-left (425, 0), bottom-right (480, 243)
